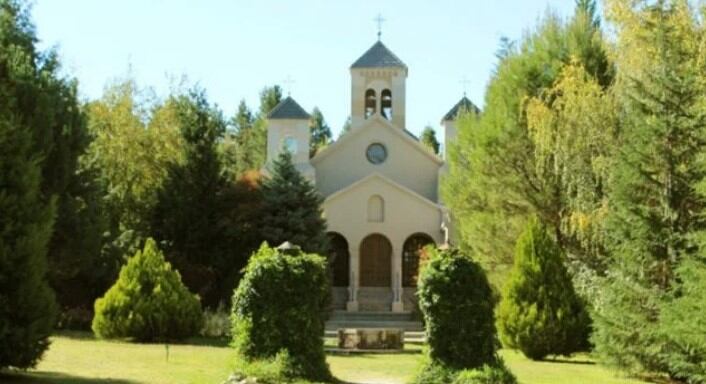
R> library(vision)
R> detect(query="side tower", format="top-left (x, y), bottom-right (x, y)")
top-left (440, 96), bottom-right (480, 163)
top-left (350, 41), bottom-right (408, 130)
top-left (265, 96), bottom-right (315, 180)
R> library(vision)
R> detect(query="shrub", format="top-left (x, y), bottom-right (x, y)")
top-left (201, 304), bottom-right (231, 338)
top-left (497, 217), bottom-right (590, 360)
top-left (412, 356), bottom-right (517, 384)
top-left (231, 243), bottom-right (331, 382)
top-left (92, 238), bottom-right (202, 341)
top-left (417, 247), bottom-right (498, 369)
top-left (453, 360), bottom-right (517, 384)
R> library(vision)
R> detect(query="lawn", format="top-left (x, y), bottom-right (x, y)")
top-left (0, 332), bottom-right (649, 384)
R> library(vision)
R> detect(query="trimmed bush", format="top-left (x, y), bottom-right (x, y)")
top-left (231, 243), bottom-right (331, 382)
top-left (412, 357), bottom-right (517, 384)
top-left (92, 238), bottom-right (202, 341)
top-left (497, 217), bottom-right (590, 360)
top-left (417, 247), bottom-right (498, 369)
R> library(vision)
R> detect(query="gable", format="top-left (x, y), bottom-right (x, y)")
top-left (312, 116), bottom-right (443, 201)
top-left (323, 173), bottom-right (444, 246)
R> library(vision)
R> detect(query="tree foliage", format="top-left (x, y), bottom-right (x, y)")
top-left (591, 0), bottom-right (706, 379)
top-left (497, 217), bottom-right (590, 360)
top-left (309, 107), bottom-right (332, 157)
top-left (92, 238), bottom-right (202, 341)
top-left (420, 126), bottom-right (440, 155)
top-left (417, 248), bottom-right (498, 370)
top-left (259, 151), bottom-right (328, 255)
top-left (442, 0), bottom-right (613, 278)
top-left (231, 243), bottom-right (331, 382)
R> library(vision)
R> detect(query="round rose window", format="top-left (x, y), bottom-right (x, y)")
top-left (366, 143), bottom-right (387, 164)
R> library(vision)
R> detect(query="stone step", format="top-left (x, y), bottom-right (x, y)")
top-left (328, 310), bottom-right (415, 322)
top-left (325, 320), bottom-right (424, 332)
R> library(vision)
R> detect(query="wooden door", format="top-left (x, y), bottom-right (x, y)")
top-left (359, 234), bottom-right (392, 287)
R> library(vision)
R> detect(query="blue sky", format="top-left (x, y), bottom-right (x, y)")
top-left (32, 0), bottom-right (577, 139)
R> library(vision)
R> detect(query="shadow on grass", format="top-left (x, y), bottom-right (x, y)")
top-left (54, 330), bottom-right (231, 348)
top-left (0, 371), bottom-right (139, 384)
top-left (541, 357), bottom-right (596, 365)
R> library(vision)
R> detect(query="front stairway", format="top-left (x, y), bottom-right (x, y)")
top-left (325, 310), bottom-right (425, 343)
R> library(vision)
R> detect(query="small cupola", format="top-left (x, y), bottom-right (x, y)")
top-left (265, 96), bottom-right (315, 180)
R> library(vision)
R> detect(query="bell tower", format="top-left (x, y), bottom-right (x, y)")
top-left (350, 40), bottom-right (408, 130)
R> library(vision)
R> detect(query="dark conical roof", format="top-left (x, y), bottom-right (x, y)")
top-left (351, 41), bottom-right (406, 69)
top-left (267, 96), bottom-right (310, 120)
top-left (442, 96), bottom-right (480, 122)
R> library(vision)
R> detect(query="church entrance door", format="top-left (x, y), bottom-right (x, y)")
top-left (359, 234), bottom-right (392, 287)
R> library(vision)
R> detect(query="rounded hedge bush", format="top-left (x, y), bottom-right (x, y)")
top-left (418, 247), bottom-right (498, 369)
top-left (92, 238), bottom-right (202, 341)
top-left (497, 217), bottom-right (590, 360)
top-left (231, 242), bottom-right (331, 382)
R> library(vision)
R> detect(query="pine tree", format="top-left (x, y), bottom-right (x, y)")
top-left (420, 126), bottom-right (440, 155)
top-left (260, 151), bottom-right (328, 255)
top-left (0, 106), bottom-right (56, 369)
top-left (309, 107), bottom-right (332, 157)
top-left (497, 217), bottom-right (590, 360)
top-left (150, 90), bottom-right (233, 307)
top-left (593, 0), bottom-right (706, 376)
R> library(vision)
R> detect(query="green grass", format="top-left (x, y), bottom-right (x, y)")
top-left (0, 332), bottom-right (650, 384)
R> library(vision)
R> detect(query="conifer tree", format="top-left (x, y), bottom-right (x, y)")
top-left (0, 106), bottom-right (57, 369)
top-left (92, 238), bottom-right (202, 341)
top-left (420, 126), bottom-right (440, 155)
top-left (150, 90), bottom-right (235, 307)
top-left (309, 107), bottom-right (332, 157)
top-left (497, 217), bottom-right (590, 360)
top-left (259, 150), bottom-right (328, 255)
top-left (593, 0), bottom-right (706, 376)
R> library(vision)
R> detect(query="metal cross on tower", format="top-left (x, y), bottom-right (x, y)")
top-left (459, 77), bottom-right (471, 97)
top-left (283, 75), bottom-right (295, 96)
top-left (374, 13), bottom-right (386, 41)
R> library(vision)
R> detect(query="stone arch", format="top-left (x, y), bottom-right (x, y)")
top-left (365, 89), bottom-right (377, 118)
top-left (359, 233), bottom-right (392, 287)
top-left (367, 195), bottom-right (384, 222)
top-left (327, 232), bottom-right (349, 287)
top-left (381, 89), bottom-right (392, 120)
top-left (402, 233), bottom-right (435, 287)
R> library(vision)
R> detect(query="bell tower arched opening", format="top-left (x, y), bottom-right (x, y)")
top-left (365, 89), bottom-right (377, 119)
top-left (381, 89), bottom-right (392, 120)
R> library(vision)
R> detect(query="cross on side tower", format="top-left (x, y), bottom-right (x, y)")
top-left (459, 77), bottom-right (471, 97)
top-left (283, 75), bottom-right (295, 96)
top-left (374, 13), bottom-right (386, 41)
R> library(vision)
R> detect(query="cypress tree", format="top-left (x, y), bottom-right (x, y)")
top-left (0, 107), bottom-right (57, 369)
top-left (259, 150), bottom-right (328, 255)
top-left (497, 217), bottom-right (590, 360)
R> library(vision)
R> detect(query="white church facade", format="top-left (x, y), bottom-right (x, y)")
top-left (264, 40), bottom-right (476, 313)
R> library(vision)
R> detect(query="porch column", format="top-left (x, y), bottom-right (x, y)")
top-left (346, 244), bottom-right (359, 312)
top-left (391, 242), bottom-right (404, 312)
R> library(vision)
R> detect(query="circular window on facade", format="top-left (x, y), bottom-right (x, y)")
top-left (283, 136), bottom-right (298, 154)
top-left (366, 143), bottom-right (387, 164)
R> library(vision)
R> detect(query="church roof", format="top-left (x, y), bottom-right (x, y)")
top-left (442, 96), bottom-right (480, 122)
top-left (267, 96), bottom-right (310, 120)
top-left (351, 41), bottom-right (407, 69)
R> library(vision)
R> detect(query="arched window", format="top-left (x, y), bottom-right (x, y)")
top-left (367, 195), bottom-right (384, 222)
top-left (402, 233), bottom-right (435, 287)
top-left (327, 232), bottom-right (350, 287)
top-left (365, 89), bottom-right (377, 118)
top-left (381, 89), bottom-right (392, 120)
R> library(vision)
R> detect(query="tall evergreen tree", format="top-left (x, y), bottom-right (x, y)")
top-left (0, 105), bottom-right (56, 369)
top-left (309, 107), bottom-right (332, 157)
top-left (497, 217), bottom-right (590, 360)
top-left (0, 0), bottom-right (106, 312)
top-left (593, 0), bottom-right (706, 377)
top-left (259, 151), bottom-right (328, 255)
top-left (420, 126), bottom-right (440, 155)
top-left (150, 90), bottom-right (234, 307)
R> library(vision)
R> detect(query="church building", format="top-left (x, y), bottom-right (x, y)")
top-left (264, 39), bottom-right (476, 313)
